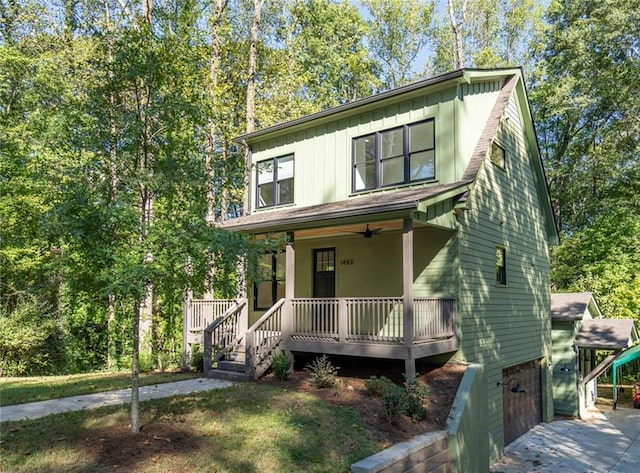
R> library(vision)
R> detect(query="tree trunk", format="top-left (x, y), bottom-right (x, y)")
top-left (107, 292), bottom-right (116, 369)
top-left (447, 0), bottom-right (467, 69)
top-left (131, 300), bottom-right (141, 433)
top-left (206, 0), bottom-right (227, 223)
top-left (243, 0), bottom-right (264, 216)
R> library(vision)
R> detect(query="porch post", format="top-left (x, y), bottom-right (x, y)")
top-left (402, 218), bottom-right (416, 379)
top-left (285, 232), bottom-right (295, 299)
top-left (182, 289), bottom-right (192, 369)
top-left (283, 232), bottom-right (295, 342)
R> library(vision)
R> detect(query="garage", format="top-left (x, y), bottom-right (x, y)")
top-left (502, 359), bottom-right (542, 445)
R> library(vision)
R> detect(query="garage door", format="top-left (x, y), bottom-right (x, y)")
top-left (502, 359), bottom-right (542, 445)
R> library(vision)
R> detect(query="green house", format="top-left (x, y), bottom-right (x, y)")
top-left (552, 292), bottom-right (638, 417)
top-left (184, 68), bottom-right (559, 461)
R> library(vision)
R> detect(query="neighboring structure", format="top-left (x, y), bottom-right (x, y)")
top-left (184, 68), bottom-right (559, 463)
top-left (551, 292), bottom-right (638, 417)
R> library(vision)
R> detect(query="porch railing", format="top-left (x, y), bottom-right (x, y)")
top-left (246, 298), bottom-right (286, 378)
top-left (290, 297), bottom-right (456, 344)
top-left (203, 299), bottom-right (247, 372)
top-left (188, 299), bottom-right (236, 333)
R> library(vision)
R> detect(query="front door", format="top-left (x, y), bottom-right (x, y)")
top-left (313, 248), bottom-right (336, 298)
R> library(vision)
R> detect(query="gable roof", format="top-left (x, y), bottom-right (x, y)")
top-left (551, 292), bottom-right (599, 321)
top-left (225, 68), bottom-right (558, 243)
top-left (574, 319), bottom-right (637, 350)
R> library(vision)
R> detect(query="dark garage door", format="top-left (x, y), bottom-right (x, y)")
top-left (502, 359), bottom-right (542, 445)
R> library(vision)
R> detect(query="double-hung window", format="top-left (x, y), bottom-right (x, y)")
top-left (256, 154), bottom-right (294, 209)
top-left (353, 119), bottom-right (435, 192)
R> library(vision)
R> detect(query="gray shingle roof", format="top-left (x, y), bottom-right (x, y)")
top-left (551, 292), bottom-right (594, 321)
top-left (574, 319), bottom-right (637, 350)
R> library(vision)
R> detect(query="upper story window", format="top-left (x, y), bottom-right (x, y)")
top-left (353, 119), bottom-right (435, 192)
top-left (256, 154), bottom-right (294, 209)
top-left (490, 142), bottom-right (505, 169)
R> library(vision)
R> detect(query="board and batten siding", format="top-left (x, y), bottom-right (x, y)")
top-left (248, 83), bottom-right (503, 213)
top-left (455, 92), bottom-right (553, 461)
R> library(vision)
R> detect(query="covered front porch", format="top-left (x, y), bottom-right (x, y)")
top-left (184, 294), bottom-right (458, 379)
top-left (184, 185), bottom-right (465, 378)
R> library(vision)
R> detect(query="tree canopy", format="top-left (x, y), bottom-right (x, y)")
top-left (1, 0), bottom-right (638, 383)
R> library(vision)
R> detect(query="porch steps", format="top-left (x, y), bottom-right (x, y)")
top-left (207, 349), bottom-right (250, 382)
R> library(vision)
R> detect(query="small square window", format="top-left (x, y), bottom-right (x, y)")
top-left (491, 142), bottom-right (505, 169)
top-left (496, 246), bottom-right (507, 286)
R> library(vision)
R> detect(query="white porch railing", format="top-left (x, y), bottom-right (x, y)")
top-left (202, 300), bottom-right (248, 372)
top-left (288, 297), bottom-right (456, 345)
top-left (187, 296), bottom-right (457, 378)
top-left (246, 298), bottom-right (286, 378)
top-left (188, 299), bottom-right (236, 332)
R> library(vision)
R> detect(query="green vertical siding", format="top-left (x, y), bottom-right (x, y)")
top-left (249, 90), bottom-right (460, 211)
top-left (456, 92), bottom-right (552, 461)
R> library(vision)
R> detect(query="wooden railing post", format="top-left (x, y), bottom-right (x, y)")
top-left (338, 298), bottom-right (348, 343)
top-left (203, 325), bottom-right (212, 377)
top-left (282, 299), bottom-right (293, 346)
top-left (245, 329), bottom-right (256, 379)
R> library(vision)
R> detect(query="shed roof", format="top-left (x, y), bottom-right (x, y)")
top-left (551, 292), bottom-right (596, 321)
top-left (574, 319), bottom-right (637, 350)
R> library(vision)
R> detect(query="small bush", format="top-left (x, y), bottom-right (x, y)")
top-left (364, 376), bottom-right (394, 396)
top-left (190, 344), bottom-right (204, 372)
top-left (304, 354), bottom-right (339, 388)
top-left (377, 374), bottom-right (430, 424)
top-left (382, 385), bottom-right (406, 423)
top-left (403, 375), bottom-right (429, 421)
top-left (272, 351), bottom-right (293, 380)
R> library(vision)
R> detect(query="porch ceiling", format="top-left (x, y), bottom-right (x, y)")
top-left (220, 181), bottom-right (469, 234)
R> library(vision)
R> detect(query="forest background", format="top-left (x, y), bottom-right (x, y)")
top-left (1, 0), bottom-right (638, 377)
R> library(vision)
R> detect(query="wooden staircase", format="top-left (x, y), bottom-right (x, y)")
top-left (207, 345), bottom-right (250, 382)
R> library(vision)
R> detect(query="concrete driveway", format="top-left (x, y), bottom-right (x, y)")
top-left (491, 406), bottom-right (640, 473)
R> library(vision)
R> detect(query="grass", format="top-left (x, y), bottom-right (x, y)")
top-left (0, 382), bottom-right (383, 473)
top-left (0, 371), bottom-right (199, 406)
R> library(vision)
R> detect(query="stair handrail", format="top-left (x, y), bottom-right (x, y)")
top-left (203, 299), bottom-right (247, 373)
top-left (246, 298), bottom-right (286, 379)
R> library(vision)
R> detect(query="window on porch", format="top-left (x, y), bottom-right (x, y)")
top-left (254, 252), bottom-right (286, 310)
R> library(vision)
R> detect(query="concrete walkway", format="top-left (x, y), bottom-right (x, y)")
top-left (0, 378), bottom-right (234, 423)
top-left (491, 406), bottom-right (640, 473)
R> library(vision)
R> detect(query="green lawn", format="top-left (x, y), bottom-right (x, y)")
top-left (0, 382), bottom-right (382, 473)
top-left (0, 371), bottom-right (199, 406)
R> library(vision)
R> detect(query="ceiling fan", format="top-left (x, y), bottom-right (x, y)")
top-left (354, 224), bottom-right (382, 238)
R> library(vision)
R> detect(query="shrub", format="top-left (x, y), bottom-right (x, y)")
top-left (382, 385), bottom-right (406, 423)
top-left (403, 375), bottom-right (429, 421)
top-left (376, 374), bottom-right (430, 424)
top-left (364, 376), bottom-right (394, 396)
top-left (304, 354), bottom-right (339, 388)
top-left (272, 351), bottom-right (293, 380)
top-left (189, 344), bottom-right (204, 372)
top-left (0, 295), bottom-right (67, 376)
